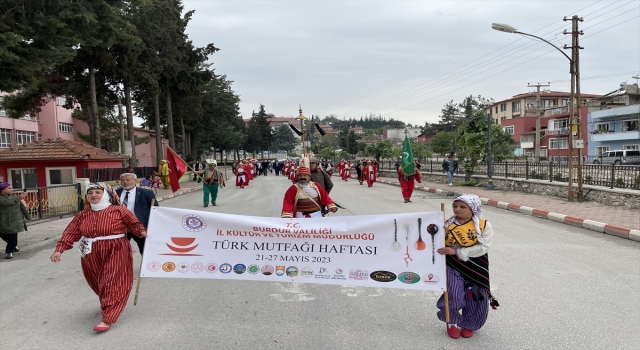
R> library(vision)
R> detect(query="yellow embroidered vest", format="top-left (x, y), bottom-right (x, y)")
top-left (445, 219), bottom-right (486, 247)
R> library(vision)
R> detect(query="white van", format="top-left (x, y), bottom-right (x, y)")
top-left (593, 149), bottom-right (640, 165)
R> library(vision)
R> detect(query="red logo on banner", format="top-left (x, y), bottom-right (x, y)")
top-left (161, 237), bottom-right (202, 256)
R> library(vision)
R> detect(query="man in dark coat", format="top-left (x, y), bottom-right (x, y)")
top-left (0, 183), bottom-right (31, 259)
top-left (192, 160), bottom-right (204, 181)
top-left (116, 173), bottom-right (159, 254)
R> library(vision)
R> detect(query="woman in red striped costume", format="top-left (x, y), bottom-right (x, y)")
top-left (50, 183), bottom-right (147, 332)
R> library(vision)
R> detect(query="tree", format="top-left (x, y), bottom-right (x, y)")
top-left (244, 104), bottom-right (273, 155)
top-left (318, 147), bottom-right (336, 160)
top-left (438, 100), bottom-right (463, 130)
top-left (456, 113), bottom-right (514, 180)
top-left (365, 140), bottom-right (394, 161)
top-left (429, 131), bottom-right (458, 155)
top-left (273, 124), bottom-right (299, 152)
top-left (411, 141), bottom-right (430, 160)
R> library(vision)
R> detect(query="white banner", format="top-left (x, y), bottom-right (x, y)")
top-left (141, 208), bottom-right (446, 291)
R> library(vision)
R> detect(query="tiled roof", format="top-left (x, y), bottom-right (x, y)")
top-left (0, 138), bottom-right (128, 161)
top-left (489, 91), bottom-right (602, 106)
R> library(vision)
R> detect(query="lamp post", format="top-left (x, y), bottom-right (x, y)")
top-left (295, 106), bottom-right (307, 155)
top-left (492, 19), bottom-right (583, 201)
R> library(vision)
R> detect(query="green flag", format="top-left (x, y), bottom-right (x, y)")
top-left (401, 135), bottom-right (415, 176)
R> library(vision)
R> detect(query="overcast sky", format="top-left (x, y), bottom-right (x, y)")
top-left (182, 0), bottom-right (639, 126)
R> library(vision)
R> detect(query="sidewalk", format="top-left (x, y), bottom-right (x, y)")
top-left (376, 176), bottom-right (640, 241)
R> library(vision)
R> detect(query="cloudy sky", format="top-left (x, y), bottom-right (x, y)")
top-left (182, 0), bottom-right (639, 126)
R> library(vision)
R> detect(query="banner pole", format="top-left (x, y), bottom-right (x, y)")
top-left (163, 142), bottom-right (206, 183)
top-left (134, 198), bottom-right (155, 306)
top-left (441, 202), bottom-right (450, 324)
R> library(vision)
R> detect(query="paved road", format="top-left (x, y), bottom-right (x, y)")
top-left (1, 175), bottom-right (638, 350)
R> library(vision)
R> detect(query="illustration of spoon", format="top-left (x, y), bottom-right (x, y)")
top-left (403, 223), bottom-right (413, 266)
top-left (392, 219), bottom-right (402, 251)
top-left (427, 224), bottom-right (439, 264)
top-left (415, 218), bottom-right (426, 251)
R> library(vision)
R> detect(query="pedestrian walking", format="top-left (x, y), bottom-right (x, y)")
top-left (442, 155), bottom-right (458, 186)
top-left (0, 183), bottom-right (31, 259)
top-left (363, 160), bottom-right (379, 187)
top-left (116, 173), bottom-right (158, 254)
top-left (415, 159), bottom-right (423, 183)
top-left (436, 194), bottom-right (499, 339)
top-left (194, 160), bottom-right (225, 207)
top-left (49, 182), bottom-right (147, 332)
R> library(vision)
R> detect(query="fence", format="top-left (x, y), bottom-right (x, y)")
top-left (82, 167), bottom-right (158, 182)
top-left (378, 160), bottom-right (640, 190)
top-left (19, 184), bottom-right (83, 221)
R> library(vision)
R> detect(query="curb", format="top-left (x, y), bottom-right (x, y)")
top-left (377, 179), bottom-right (639, 242)
top-left (157, 186), bottom-right (202, 202)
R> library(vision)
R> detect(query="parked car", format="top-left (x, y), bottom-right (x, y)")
top-left (593, 150), bottom-right (640, 165)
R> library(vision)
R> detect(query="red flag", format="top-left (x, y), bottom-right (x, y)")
top-left (166, 147), bottom-right (187, 193)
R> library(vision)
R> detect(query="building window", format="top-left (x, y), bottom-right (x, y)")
top-left (550, 119), bottom-right (568, 129)
top-left (549, 138), bottom-right (568, 149)
top-left (8, 168), bottom-right (38, 189)
top-left (46, 167), bottom-right (76, 186)
top-left (622, 120), bottom-right (638, 131)
top-left (503, 126), bottom-right (514, 135)
top-left (543, 99), bottom-right (555, 108)
top-left (500, 103), bottom-right (507, 112)
top-left (562, 99), bottom-right (570, 106)
top-left (595, 123), bottom-right (609, 131)
top-left (0, 96), bottom-right (5, 116)
top-left (59, 122), bottom-right (73, 133)
top-left (0, 128), bottom-right (10, 148)
top-left (38, 134), bottom-right (42, 140)
top-left (56, 97), bottom-right (65, 106)
top-left (16, 130), bottom-right (35, 145)
top-left (501, 117), bottom-right (507, 121)
top-left (512, 101), bottom-right (520, 112)
top-left (595, 146), bottom-right (609, 155)
top-left (495, 106), bottom-right (498, 113)
top-left (623, 144), bottom-right (639, 150)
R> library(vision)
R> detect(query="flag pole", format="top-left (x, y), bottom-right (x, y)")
top-left (163, 142), bottom-right (206, 183)
top-left (134, 198), bottom-right (155, 306)
top-left (441, 202), bottom-right (450, 324)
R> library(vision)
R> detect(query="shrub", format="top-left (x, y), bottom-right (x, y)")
top-left (615, 178), bottom-right (625, 187)
top-left (458, 179), bottom-right (479, 186)
top-left (553, 173), bottom-right (564, 181)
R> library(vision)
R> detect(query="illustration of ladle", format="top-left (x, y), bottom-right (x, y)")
top-left (392, 219), bottom-right (402, 252)
top-left (427, 224), bottom-right (439, 264)
top-left (403, 223), bottom-right (413, 267)
top-left (415, 218), bottom-right (426, 251)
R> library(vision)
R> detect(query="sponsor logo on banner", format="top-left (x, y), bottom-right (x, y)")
top-left (422, 273), bottom-right (439, 284)
top-left (182, 214), bottom-right (207, 232)
top-left (275, 265), bottom-right (285, 276)
top-left (398, 272), bottom-right (421, 284)
top-left (300, 266), bottom-right (313, 277)
top-left (261, 265), bottom-right (274, 275)
top-left (219, 263), bottom-right (232, 274)
top-left (315, 267), bottom-right (331, 279)
top-left (205, 263), bottom-right (218, 273)
top-left (233, 264), bottom-right (247, 274)
top-left (331, 268), bottom-right (347, 280)
top-left (349, 269), bottom-right (368, 280)
top-left (370, 271), bottom-right (397, 282)
top-left (286, 266), bottom-right (299, 277)
top-left (163, 237), bottom-right (202, 257)
top-left (178, 262), bottom-right (190, 273)
top-left (162, 262), bottom-right (176, 272)
top-left (147, 261), bottom-right (161, 272)
top-left (191, 262), bottom-right (204, 273)
top-left (248, 264), bottom-right (260, 274)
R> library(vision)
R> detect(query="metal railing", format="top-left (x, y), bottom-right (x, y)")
top-left (82, 167), bottom-right (158, 182)
top-left (378, 160), bottom-right (640, 190)
top-left (18, 184), bottom-right (83, 221)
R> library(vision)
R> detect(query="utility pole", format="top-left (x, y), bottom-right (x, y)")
top-left (117, 98), bottom-right (126, 167)
top-left (528, 82), bottom-right (550, 161)
top-left (563, 15), bottom-right (584, 202)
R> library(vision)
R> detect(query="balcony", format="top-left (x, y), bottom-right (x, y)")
top-left (520, 141), bottom-right (534, 148)
top-left (544, 106), bottom-right (569, 116)
top-left (591, 130), bottom-right (640, 142)
top-left (591, 104), bottom-right (640, 120)
top-left (546, 128), bottom-right (569, 136)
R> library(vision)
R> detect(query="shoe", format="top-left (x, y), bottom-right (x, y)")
top-left (14, 246), bottom-right (19, 252)
top-left (5, 253), bottom-right (13, 259)
top-left (447, 324), bottom-right (460, 339)
top-left (448, 183), bottom-right (453, 186)
top-left (461, 328), bottom-right (473, 338)
top-left (93, 324), bottom-right (111, 332)
top-left (407, 199), bottom-right (412, 202)
top-left (212, 202), bottom-right (217, 206)
top-left (204, 204), bottom-right (208, 207)
top-left (404, 199), bottom-right (409, 203)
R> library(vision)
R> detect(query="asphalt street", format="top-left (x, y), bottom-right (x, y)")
top-left (1, 174), bottom-right (638, 350)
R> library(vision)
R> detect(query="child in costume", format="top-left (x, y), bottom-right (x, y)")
top-left (436, 194), bottom-right (499, 339)
top-left (150, 174), bottom-right (161, 195)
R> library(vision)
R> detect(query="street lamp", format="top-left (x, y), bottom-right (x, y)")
top-left (492, 19), bottom-right (583, 201)
top-left (295, 106), bottom-right (307, 155)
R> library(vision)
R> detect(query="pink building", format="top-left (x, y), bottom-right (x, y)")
top-left (1, 93), bottom-right (163, 166)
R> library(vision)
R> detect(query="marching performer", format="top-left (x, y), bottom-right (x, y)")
top-left (436, 194), bottom-right (499, 339)
top-left (234, 161), bottom-right (249, 189)
top-left (363, 160), bottom-right (379, 187)
top-left (397, 162), bottom-right (415, 203)
top-left (341, 161), bottom-right (352, 181)
top-left (281, 161), bottom-right (338, 218)
top-left (288, 162), bottom-right (298, 183)
top-left (158, 159), bottom-right (170, 189)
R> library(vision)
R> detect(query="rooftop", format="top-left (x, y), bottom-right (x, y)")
top-left (490, 91), bottom-right (602, 106)
top-left (0, 138), bottom-right (128, 161)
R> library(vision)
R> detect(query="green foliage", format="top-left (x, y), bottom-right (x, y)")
top-left (458, 179), bottom-right (479, 187)
top-left (338, 150), bottom-right (349, 158)
top-left (365, 140), bottom-right (394, 161)
top-left (245, 105), bottom-right (274, 153)
top-left (338, 129), bottom-right (360, 155)
top-left (635, 176), bottom-right (640, 185)
top-left (273, 124), bottom-right (300, 152)
top-left (318, 147), bottom-right (336, 160)
top-left (615, 178), bottom-right (625, 187)
top-left (553, 173), bottom-right (566, 182)
top-left (411, 141), bottom-right (431, 160)
top-left (529, 171), bottom-right (547, 180)
top-left (429, 131), bottom-right (457, 154)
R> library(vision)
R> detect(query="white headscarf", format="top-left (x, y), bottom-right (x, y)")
top-left (90, 189), bottom-right (112, 211)
top-left (444, 194), bottom-right (484, 242)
